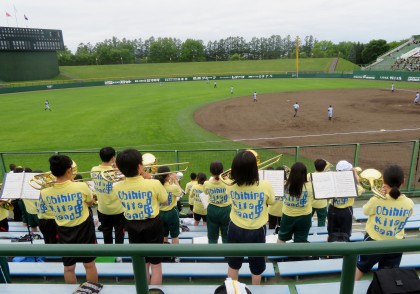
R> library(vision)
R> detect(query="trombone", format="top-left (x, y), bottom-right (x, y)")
top-left (220, 153), bottom-right (283, 186)
top-left (101, 162), bottom-right (190, 183)
top-left (29, 171), bottom-right (100, 190)
top-left (359, 168), bottom-right (386, 200)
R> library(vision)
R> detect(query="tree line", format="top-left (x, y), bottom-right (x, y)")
top-left (58, 35), bottom-right (405, 67)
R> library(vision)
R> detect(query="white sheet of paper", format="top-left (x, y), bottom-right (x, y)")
top-left (262, 170), bottom-right (285, 197)
top-left (311, 171), bottom-right (357, 199)
top-left (0, 173), bottom-right (41, 200)
top-left (199, 192), bottom-right (209, 209)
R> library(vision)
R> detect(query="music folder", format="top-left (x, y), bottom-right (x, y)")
top-left (0, 172), bottom-right (41, 200)
top-left (311, 171), bottom-right (358, 200)
top-left (258, 169), bottom-right (284, 197)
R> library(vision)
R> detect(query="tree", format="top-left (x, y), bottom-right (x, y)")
top-left (149, 37), bottom-right (179, 63)
top-left (361, 39), bottom-right (389, 65)
top-left (180, 39), bottom-right (205, 62)
top-left (312, 40), bottom-right (337, 58)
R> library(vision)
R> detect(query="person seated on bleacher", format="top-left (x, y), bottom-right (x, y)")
top-left (226, 150), bottom-right (275, 285)
top-left (355, 165), bottom-right (414, 280)
top-left (40, 155), bottom-right (98, 284)
top-left (277, 162), bottom-right (314, 244)
top-left (327, 160), bottom-right (365, 242)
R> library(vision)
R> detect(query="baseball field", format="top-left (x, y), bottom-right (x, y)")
top-left (0, 59), bottom-right (419, 181)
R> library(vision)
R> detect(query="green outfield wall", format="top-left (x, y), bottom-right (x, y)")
top-left (0, 51), bottom-right (59, 82)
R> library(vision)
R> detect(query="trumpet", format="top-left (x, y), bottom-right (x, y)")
top-left (220, 151), bottom-right (282, 186)
top-left (359, 168), bottom-right (386, 199)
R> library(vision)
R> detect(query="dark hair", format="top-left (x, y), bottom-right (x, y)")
top-left (314, 159), bottom-right (327, 172)
top-left (24, 167), bottom-right (32, 172)
top-left (99, 147), bottom-right (116, 162)
top-left (197, 172), bottom-right (207, 185)
top-left (156, 166), bottom-right (170, 185)
top-left (285, 162), bottom-right (307, 198)
top-left (74, 174), bottom-right (83, 180)
top-left (49, 155), bottom-right (72, 177)
top-left (14, 167), bottom-right (24, 173)
top-left (231, 150), bottom-right (259, 186)
top-left (383, 165), bottom-right (404, 199)
top-left (190, 172), bottom-right (197, 180)
top-left (210, 161), bottom-right (223, 180)
top-left (9, 164), bottom-right (16, 171)
top-left (116, 149), bottom-right (142, 177)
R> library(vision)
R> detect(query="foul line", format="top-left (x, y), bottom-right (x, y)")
top-left (71, 127), bottom-right (420, 151)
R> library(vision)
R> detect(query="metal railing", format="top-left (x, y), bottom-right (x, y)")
top-left (0, 239), bottom-right (419, 294)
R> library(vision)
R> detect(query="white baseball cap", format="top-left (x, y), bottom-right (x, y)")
top-left (336, 160), bottom-right (353, 171)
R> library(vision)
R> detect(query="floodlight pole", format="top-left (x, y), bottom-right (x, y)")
top-left (296, 36), bottom-right (300, 79)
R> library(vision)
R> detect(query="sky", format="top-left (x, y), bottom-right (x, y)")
top-left (1, 0), bottom-right (419, 53)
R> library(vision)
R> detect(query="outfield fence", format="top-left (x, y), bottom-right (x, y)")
top-left (1, 140), bottom-right (419, 195)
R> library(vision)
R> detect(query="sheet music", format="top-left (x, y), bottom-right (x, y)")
top-left (334, 171), bottom-right (358, 197)
top-left (311, 172), bottom-right (335, 199)
top-left (199, 192), bottom-right (209, 209)
top-left (311, 171), bottom-right (357, 199)
top-left (0, 173), bottom-right (41, 200)
top-left (262, 170), bottom-right (285, 197)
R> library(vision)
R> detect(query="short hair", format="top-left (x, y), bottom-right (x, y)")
top-left (383, 165), bottom-right (404, 199)
top-left (190, 172), bottom-right (197, 180)
top-left (9, 164), bottom-right (16, 172)
top-left (210, 161), bottom-right (223, 180)
top-left (74, 174), bottom-right (83, 181)
top-left (116, 149), bottom-right (142, 177)
top-left (49, 155), bottom-right (73, 177)
top-left (231, 150), bottom-right (259, 186)
top-left (314, 159), bottom-right (327, 172)
top-left (156, 166), bottom-right (170, 185)
top-left (197, 172), bottom-right (207, 185)
top-left (286, 162), bottom-right (307, 198)
top-left (99, 147), bottom-right (116, 162)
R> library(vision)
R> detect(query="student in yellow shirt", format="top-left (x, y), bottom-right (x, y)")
top-left (355, 165), bottom-right (414, 280)
top-left (40, 155), bottom-right (98, 284)
top-left (203, 161), bottom-right (231, 244)
top-left (156, 166), bottom-right (183, 245)
top-left (278, 162), bottom-right (314, 243)
top-left (112, 149), bottom-right (168, 285)
top-left (190, 173), bottom-right (208, 226)
top-left (268, 166), bottom-right (286, 232)
top-left (91, 147), bottom-right (125, 244)
top-left (0, 203), bottom-right (9, 232)
top-left (185, 173), bottom-right (197, 213)
top-left (226, 150), bottom-right (275, 285)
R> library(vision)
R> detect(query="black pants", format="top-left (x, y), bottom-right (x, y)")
top-left (327, 205), bottom-right (353, 237)
top-left (97, 211), bottom-right (126, 244)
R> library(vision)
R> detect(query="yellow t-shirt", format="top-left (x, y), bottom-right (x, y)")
top-left (186, 180), bottom-right (197, 205)
top-left (282, 184), bottom-right (314, 217)
top-left (36, 198), bottom-right (55, 220)
top-left (160, 182), bottom-right (183, 211)
top-left (91, 165), bottom-right (124, 215)
top-left (23, 199), bottom-right (38, 215)
top-left (0, 205), bottom-right (8, 222)
top-left (330, 185), bottom-right (365, 208)
top-left (226, 180), bottom-right (275, 230)
top-left (112, 176), bottom-right (168, 220)
top-left (203, 180), bottom-right (231, 207)
top-left (268, 195), bottom-right (283, 217)
top-left (40, 180), bottom-right (93, 227)
top-left (191, 183), bottom-right (207, 215)
top-left (364, 193), bottom-right (414, 240)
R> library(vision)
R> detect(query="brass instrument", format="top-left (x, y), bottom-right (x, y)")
top-left (101, 152), bottom-right (189, 183)
top-left (0, 184), bottom-right (14, 211)
top-left (324, 160), bottom-right (334, 172)
top-left (220, 150), bottom-right (283, 186)
top-left (28, 161), bottom-right (96, 190)
top-left (359, 168), bottom-right (386, 199)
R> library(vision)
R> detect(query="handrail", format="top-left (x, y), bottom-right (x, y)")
top-left (0, 239), bottom-right (419, 294)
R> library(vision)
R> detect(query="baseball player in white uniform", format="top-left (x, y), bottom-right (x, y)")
top-left (391, 83), bottom-right (395, 92)
top-left (414, 92), bottom-right (419, 105)
top-left (327, 105), bottom-right (333, 120)
top-left (44, 99), bottom-right (51, 111)
top-left (293, 102), bottom-right (299, 117)
top-left (230, 86), bottom-right (234, 94)
top-left (253, 91), bottom-right (257, 102)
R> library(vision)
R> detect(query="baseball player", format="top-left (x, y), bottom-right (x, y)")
top-left (391, 83), bottom-right (395, 92)
top-left (44, 99), bottom-right (51, 111)
top-left (327, 105), bottom-right (333, 120)
top-left (293, 102), bottom-right (299, 117)
top-left (230, 86), bottom-right (234, 94)
top-left (414, 92), bottom-right (419, 105)
top-left (253, 91), bottom-right (257, 102)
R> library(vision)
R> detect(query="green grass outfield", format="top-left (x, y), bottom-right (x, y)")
top-left (0, 77), bottom-right (418, 179)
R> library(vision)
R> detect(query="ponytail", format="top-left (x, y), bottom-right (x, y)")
top-left (383, 165), bottom-right (404, 200)
top-left (389, 186), bottom-right (401, 200)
